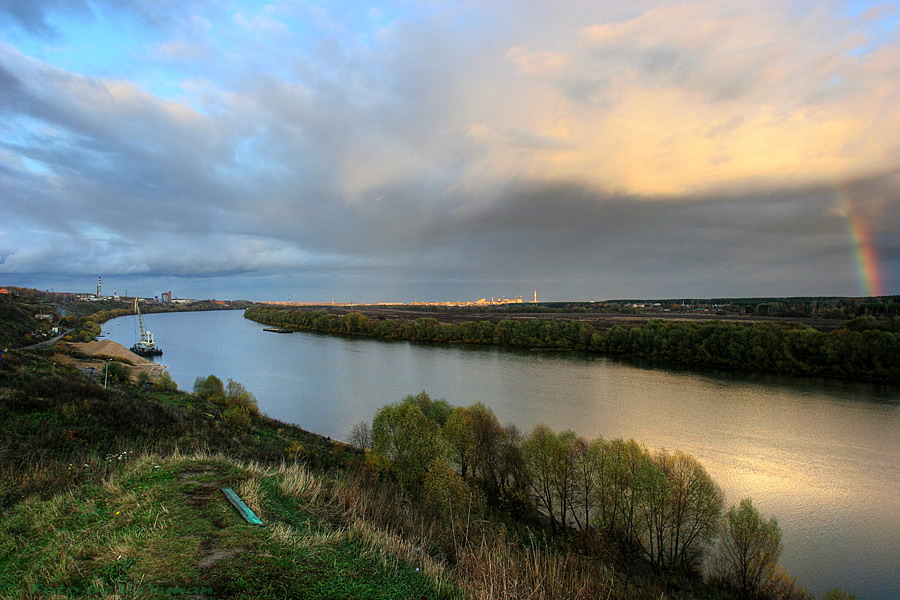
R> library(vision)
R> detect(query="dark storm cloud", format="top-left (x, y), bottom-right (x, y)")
top-left (379, 174), bottom-right (896, 298)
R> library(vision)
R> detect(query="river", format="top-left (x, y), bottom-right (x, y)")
top-left (104, 309), bottom-right (899, 599)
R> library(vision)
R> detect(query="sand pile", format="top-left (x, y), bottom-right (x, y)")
top-left (66, 340), bottom-right (167, 382)
top-left (71, 339), bottom-right (147, 363)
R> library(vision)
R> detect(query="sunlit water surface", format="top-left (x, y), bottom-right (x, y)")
top-left (105, 310), bottom-right (899, 599)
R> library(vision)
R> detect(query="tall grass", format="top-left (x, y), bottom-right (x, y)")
top-left (329, 469), bottom-right (619, 600)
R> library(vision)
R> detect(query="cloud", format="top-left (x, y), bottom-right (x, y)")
top-left (0, 1), bottom-right (897, 299)
top-left (506, 44), bottom-right (572, 74)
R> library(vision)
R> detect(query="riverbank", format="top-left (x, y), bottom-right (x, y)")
top-left (0, 339), bottom-right (733, 599)
top-left (244, 306), bottom-right (900, 383)
top-left (62, 339), bottom-right (166, 383)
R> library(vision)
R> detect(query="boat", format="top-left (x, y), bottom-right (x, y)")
top-left (263, 327), bottom-right (293, 333)
top-left (130, 299), bottom-right (163, 356)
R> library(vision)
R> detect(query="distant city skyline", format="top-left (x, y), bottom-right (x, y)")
top-left (1, 1), bottom-right (898, 301)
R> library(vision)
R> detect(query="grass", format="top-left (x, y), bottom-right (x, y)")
top-left (0, 452), bottom-right (457, 599)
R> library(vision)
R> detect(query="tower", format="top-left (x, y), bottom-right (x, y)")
top-left (97, 276), bottom-right (102, 298)
top-left (533, 289), bottom-right (538, 303)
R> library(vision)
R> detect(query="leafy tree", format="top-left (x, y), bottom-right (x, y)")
top-left (443, 406), bottom-right (475, 477)
top-left (225, 378), bottom-right (259, 414)
top-left (593, 438), bottom-right (652, 543)
top-left (468, 402), bottom-right (506, 490)
top-left (522, 425), bottom-right (561, 529)
top-left (572, 437), bottom-right (605, 531)
top-left (372, 400), bottom-right (448, 489)
top-left (640, 449), bottom-right (723, 570)
top-left (422, 457), bottom-right (484, 523)
top-left (400, 391), bottom-right (453, 426)
top-left (193, 374), bottom-right (224, 400)
top-left (717, 498), bottom-right (782, 596)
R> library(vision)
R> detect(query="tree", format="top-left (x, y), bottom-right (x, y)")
top-left (193, 374), bottom-right (224, 400)
top-left (372, 400), bottom-right (448, 489)
top-left (572, 437), bottom-right (605, 531)
top-left (717, 498), bottom-right (782, 596)
top-left (348, 421), bottom-right (373, 450)
top-left (468, 402), bottom-right (506, 490)
top-left (593, 438), bottom-right (652, 543)
top-left (401, 391), bottom-right (453, 426)
top-left (443, 406), bottom-right (475, 477)
top-left (103, 361), bottom-right (128, 383)
top-left (522, 425), bottom-right (562, 529)
top-left (154, 371), bottom-right (178, 391)
top-left (225, 378), bottom-right (259, 414)
top-left (640, 449), bottom-right (723, 570)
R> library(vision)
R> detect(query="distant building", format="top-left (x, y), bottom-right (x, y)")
top-left (0, 288), bottom-right (8, 295)
top-left (161, 291), bottom-right (172, 303)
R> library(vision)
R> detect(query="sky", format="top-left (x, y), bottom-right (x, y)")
top-left (1, 0), bottom-right (898, 302)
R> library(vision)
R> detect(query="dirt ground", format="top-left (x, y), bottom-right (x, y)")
top-left (293, 305), bottom-right (844, 332)
top-left (60, 339), bottom-right (167, 383)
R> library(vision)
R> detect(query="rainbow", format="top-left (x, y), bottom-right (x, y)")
top-left (842, 189), bottom-right (885, 298)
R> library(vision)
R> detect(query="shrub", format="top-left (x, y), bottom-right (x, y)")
top-left (154, 371), bottom-right (178, 391)
top-left (224, 378), bottom-right (259, 414)
top-left (103, 361), bottom-right (128, 383)
top-left (222, 405), bottom-right (251, 429)
top-left (193, 374), bottom-right (224, 400)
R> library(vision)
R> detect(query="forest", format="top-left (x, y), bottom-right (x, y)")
top-left (244, 307), bottom-right (900, 382)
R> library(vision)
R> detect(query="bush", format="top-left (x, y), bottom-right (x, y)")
top-left (103, 361), bottom-right (128, 383)
top-left (193, 374), bottom-right (224, 400)
top-left (224, 379), bottom-right (259, 414)
top-left (222, 405), bottom-right (251, 429)
top-left (154, 371), bottom-right (178, 391)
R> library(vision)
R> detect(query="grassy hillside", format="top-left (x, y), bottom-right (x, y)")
top-left (0, 452), bottom-right (454, 599)
top-left (0, 295), bottom-right (44, 349)
top-left (0, 348), bottom-right (457, 599)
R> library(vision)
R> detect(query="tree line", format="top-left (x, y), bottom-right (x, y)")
top-left (244, 307), bottom-right (900, 382)
top-left (351, 392), bottom-right (810, 599)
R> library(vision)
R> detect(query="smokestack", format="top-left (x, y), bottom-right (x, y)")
top-left (533, 289), bottom-right (537, 303)
top-left (97, 276), bottom-right (102, 298)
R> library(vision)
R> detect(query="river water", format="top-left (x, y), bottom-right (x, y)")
top-left (104, 310), bottom-right (899, 599)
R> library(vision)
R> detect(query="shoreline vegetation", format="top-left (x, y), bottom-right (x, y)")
top-left (244, 306), bottom-right (900, 383)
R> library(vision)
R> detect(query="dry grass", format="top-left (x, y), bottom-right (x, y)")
top-left (277, 463), bottom-right (323, 509)
top-left (456, 534), bottom-right (615, 600)
top-left (326, 470), bottom-right (620, 600)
